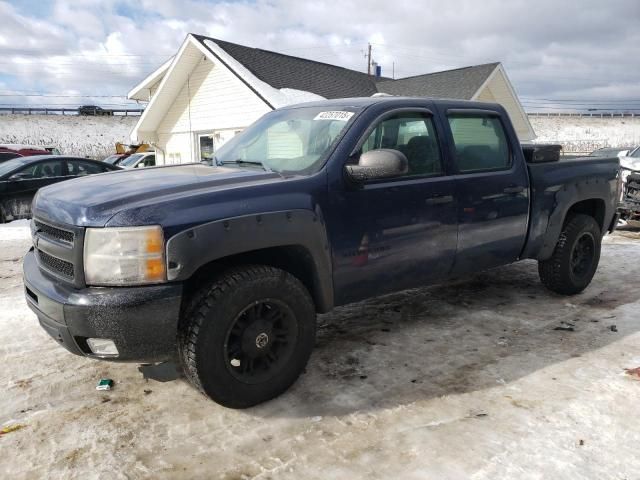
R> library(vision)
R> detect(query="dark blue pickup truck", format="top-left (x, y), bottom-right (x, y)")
top-left (23, 97), bottom-right (620, 408)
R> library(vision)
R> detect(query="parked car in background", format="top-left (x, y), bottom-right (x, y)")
top-left (102, 142), bottom-right (154, 166)
top-left (0, 155), bottom-right (121, 223)
top-left (0, 152), bottom-right (22, 163)
top-left (103, 153), bottom-right (129, 166)
top-left (118, 151), bottom-right (156, 169)
top-left (78, 105), bottom-right (113, 116)
top-left (590, 146), bottom-right (635, 158)
top-left (0, 144), bottom-right (50, 158)
top-left (42, 146), bottom-right (62, 155)
top-left (623, 146), bottom-right (640, 159)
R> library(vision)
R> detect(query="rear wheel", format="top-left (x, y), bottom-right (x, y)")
top-left (538, 214), bottom-right (601, 295)
top-left (178, 265), bottom-right (316, 408)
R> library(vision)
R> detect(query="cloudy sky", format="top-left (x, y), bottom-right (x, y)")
top-left (1, 0), bottom-right (639, 112)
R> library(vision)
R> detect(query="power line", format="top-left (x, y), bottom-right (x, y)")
top-left (0, 51), bottom-right (173, 58)
top-left (0, 62), bottom-right (164, 67)
top-left (522, 104), bottom-right (640, 111)
top-left (521, 97), bottom-right (640, 104)
top-left (0, 103), bottom-right (139, 107)
top-left (0, 93), bottom-right (127, 98)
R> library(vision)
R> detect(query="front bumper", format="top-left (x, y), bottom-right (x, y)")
top-left (23, 250), bottom-right (183, 362)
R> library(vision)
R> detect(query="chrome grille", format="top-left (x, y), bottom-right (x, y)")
top-left (34, 220), bottom-right (74, 245)
top-left (37, 250), bottom-right (74, 279)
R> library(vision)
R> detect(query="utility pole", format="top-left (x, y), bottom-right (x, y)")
top-left (367, 43), bottom-right (372, 76)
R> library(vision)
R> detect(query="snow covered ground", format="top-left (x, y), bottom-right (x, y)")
top-left (1, 221), bottom-right (640, 479)
top-left (0, 114), bottom-right (138, 159)
top-left (529, 115), bottom-right (640, 153)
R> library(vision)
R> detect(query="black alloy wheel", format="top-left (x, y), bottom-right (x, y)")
top-left (225, 299), bottom-right (297, 384)
top-left (179, 265), bottom-right (316, 408)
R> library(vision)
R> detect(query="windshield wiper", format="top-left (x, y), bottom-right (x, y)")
top-left (217, 158), bottom-right (271, 171)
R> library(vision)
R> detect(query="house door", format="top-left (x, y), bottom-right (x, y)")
top-left (196, 130), bottom-right (244, 164)
top-left (197, 133), bottom-right (214, 163)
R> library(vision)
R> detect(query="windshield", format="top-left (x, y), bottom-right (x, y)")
top-left (213, 105), bottom-right (361, 175)
top-left (120, 153), bottom-right (144, 167)
top-left (103, 154), bottom-right (121, 164)
top-left (629, 146), bottom-right (640, 158)
top-left (0, 157), bottom-right (29, 177)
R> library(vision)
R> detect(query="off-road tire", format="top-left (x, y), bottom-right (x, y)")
top-left (538, 214), bottom-right (601, 295)
top-left (178, 265), bottom-right (316, 408)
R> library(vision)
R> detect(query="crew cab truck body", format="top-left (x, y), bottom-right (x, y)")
top-left (23, 97), bottom-right (620, 408)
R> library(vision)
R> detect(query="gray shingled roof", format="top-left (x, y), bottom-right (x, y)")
top-left (194, 34), bottom-right (378, 99)
top-left (192, 34), bottom-right (498, 101)
top-left (375, 63), bottom-right (499, 99)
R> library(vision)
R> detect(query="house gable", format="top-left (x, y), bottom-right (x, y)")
top-left (156, 54), bottom-right (272, 160)
top-left (131, 36), bottom-right (275, 143)
top-left (471, 65), bottom-right (536, 141)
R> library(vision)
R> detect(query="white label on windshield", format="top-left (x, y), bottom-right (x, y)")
top-left (313, 111), bottom-right (354, 121)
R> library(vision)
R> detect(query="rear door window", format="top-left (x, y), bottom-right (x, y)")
top-left (447, 114), bottom-right (511, 173)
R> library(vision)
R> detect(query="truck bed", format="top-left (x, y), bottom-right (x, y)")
top-left (522, 156), bottom-right (620, 260)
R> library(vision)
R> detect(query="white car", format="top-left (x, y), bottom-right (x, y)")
top-left (119, 151), bottom-right (156, 169)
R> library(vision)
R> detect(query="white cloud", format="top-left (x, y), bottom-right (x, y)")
top-left (0, 0), bottom-right (638, 111)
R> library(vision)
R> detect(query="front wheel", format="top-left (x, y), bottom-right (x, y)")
top-left (538, 214), bottom-right (602, 295)
top-left (179, 265), bottom-right (316, 408)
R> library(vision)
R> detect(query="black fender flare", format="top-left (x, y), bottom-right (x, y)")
top-left (165, 209), bottom-right (334, 312)
top-left (537, 179), bottom-right (614, 260)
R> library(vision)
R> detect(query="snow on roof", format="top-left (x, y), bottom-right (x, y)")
top-left (202, 39), bottom-right (324, 109)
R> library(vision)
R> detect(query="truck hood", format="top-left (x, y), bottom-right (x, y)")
top-left (33, 164), bottom-right (284, 227)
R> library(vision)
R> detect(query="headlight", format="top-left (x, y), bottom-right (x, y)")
top-left (84, 226), bottom-right (166, 285)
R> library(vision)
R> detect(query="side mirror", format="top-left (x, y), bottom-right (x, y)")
top-left (345, 149), bottom-right (408, 183)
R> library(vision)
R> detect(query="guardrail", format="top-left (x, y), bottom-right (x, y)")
top-left (0, 107), bottom-right (144, 116)
top-left (528, 112), bottom-right (638, 118)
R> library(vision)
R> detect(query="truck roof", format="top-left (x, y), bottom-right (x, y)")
top-left (278, 96), bottom-right (503, 111)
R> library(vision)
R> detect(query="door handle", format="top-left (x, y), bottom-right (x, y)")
top-left (503, 185), bottom-right (525, 194)
top-left (425, 195), bottom-right (453, 205)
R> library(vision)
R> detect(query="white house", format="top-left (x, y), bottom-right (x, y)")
top-left (128, 34), bottom-right (535, 165)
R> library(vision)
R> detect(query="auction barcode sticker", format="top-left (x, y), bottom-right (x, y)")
top-left (313, 111), bottom-right (355, 121)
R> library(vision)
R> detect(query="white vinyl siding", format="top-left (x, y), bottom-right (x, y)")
top-left (475, 69), bottom-right (534, 141)
top-left (266, 122), bottom-right (304, 159)
top-left (159, 132), bottom-right (190, 165)
top-left (155, 56), bottom-right (271, 163)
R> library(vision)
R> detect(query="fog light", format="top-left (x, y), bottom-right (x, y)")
top-left (87, 338), bottom-right (119, 356)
